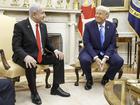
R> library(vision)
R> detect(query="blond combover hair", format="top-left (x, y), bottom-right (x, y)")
top-left (96, 5), bottom-right (110, 17)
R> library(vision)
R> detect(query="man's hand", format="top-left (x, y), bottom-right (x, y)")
top-left (100, 57), bottom-right (107, 71)
top-left (24, 55), bottom-right (37, 69)
top-left (54, 50), bottom-right (64, 60)
top-left (95, 57), bottom-right (102, 70)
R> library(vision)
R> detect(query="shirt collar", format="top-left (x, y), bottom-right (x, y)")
top-left (98, 22), bottom-right (105, 28)
top-left (29, 17), bottom-right (37, 27)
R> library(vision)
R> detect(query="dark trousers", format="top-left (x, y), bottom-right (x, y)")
top-left (15, 54), bottom-right (64, 95)
top-left (79, 49), bottom-right (124, 81)
top-left (0, 79), bottom-right (15, 105)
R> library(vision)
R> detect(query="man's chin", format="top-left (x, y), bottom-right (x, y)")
top-left (96, 20), bottom-right (101, 23)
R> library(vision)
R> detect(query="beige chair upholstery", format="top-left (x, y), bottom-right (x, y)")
top-left (72, 60), bottom-right (111, 86)
top-left (0, 15), bottom-right (50, 88)
top-left (72, 59), bottom-right (123, 86)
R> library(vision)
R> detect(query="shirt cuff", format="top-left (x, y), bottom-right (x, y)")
top-left (94, 56), bottom-right (98, 60)
top-left (104, 55), bottom-right (109, 60)
top-left (54, 49), bottom-right (58, 53)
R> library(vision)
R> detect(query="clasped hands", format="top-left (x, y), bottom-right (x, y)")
top-left (95, 57), bottom-right (107, 71)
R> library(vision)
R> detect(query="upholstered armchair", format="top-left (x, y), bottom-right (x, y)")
top-left (0, 15), bottom-right (51, 88)
top-left (72, 54), bottom-right (123, 86)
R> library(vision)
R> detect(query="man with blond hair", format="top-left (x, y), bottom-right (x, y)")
top-left (79, 6), bottom-right (124, 90)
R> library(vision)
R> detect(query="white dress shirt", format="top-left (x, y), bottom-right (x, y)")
top-left (29, 17), bottom-right (43, 54)
top-left (94, 22), bottom-right (109, 60)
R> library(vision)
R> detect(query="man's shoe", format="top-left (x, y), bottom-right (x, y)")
top-left (51, 87), bottom-right (70, 97)
top-left (31, 93), bottom-right (42, 105)
top-left (101, 74), bottom-right (109, 86)
top-left (101, 78), bottom-right (109, 86)
top-left (101, 75), bottom-right (109, 86)
top-left (84, 80), bottom-right (93, 90)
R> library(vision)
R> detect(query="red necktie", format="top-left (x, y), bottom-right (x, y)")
top-left (36, 24), bottom-right (42, 63)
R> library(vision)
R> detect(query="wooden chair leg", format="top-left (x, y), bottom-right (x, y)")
top-left (44, 68), bottom-right (51, 88)
top-left (81, 71), bottom-right (84, 76)
top-left (74, 67), bottom-right (81, 86)
top-left (12, 80), bottom-right (16, 103)
top-left (118, 69), bottom-right (123, 79)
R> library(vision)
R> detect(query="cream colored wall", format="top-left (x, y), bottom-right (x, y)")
top-left (109, 12), bottom-right (133, 33)
top-left (0, 15), bottom-right (16, 60)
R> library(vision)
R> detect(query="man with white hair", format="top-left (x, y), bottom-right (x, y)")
top-left (79, 6), bottom-right (124, 90)
top-left (12, 3), bottom-right (70, 105)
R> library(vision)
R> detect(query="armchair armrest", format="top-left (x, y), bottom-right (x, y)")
top-left (0, 49), bottom-right (10, 70)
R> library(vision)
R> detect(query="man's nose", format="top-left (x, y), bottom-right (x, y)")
top-left (95, 13), bottom-right (99, 17)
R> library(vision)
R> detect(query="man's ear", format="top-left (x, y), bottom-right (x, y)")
top-left (106, 14), bottom-right (109, 19)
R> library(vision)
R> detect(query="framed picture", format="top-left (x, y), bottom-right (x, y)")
top-left (97, 0), bottom-right (129, 11)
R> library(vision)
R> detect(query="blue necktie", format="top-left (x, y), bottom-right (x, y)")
top-left (99, 25), bottom-right (105, 55)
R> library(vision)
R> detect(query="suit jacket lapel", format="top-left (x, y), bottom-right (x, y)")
top-left (40, 23), bottom-right (45, 47)
top-left (26, 18), bottom-right (37, 44)
top-left (93, 21), bottom-right (101, 48)
top-left (104, 22), bottom-right (110, 47)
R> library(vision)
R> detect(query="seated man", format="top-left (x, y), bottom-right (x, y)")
top-left (12, 3), bottom-right (70, 105)
top-left (79, 6), bottom-right (124, 90)
top-left (0, 78), bottom-right (15, 105)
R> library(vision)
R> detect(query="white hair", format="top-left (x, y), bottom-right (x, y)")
top-left (96, 5), bottom-right (110, 15)
top-left (29, 3), bottom-right (42, 16)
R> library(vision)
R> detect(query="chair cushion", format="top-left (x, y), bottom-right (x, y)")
top-left (0, 60), bottom-right (49, 78)
top-left (36, 64), bottom-right (49, 73)
top-left (0, 60), bottom-right (25, 78)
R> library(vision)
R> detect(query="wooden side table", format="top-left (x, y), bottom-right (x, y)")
top-left (117, 36), bottom-right (133, 68)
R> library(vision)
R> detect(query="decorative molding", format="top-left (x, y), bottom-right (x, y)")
top-left (118, 32), bottom-right (136, 37)
top-left (0, 7), bottom-right (81, 14)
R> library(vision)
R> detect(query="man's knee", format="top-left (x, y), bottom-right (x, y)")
top-left (79, 56), bottom-right (92, 65)
top-left (55, 59), bottom-right (64, 65)
top-left (119, 57), bottom-right (124, 66)
top-left (111, 57), bottom-right (124, 67)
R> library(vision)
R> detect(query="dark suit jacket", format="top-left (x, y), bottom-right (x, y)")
top-left (12, 18), bottom-right (54, 62)
top-left (83, 20), bottom-right (116, 58)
